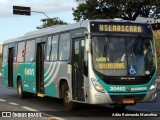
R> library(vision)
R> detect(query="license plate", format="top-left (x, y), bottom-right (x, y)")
top-left (122, 99), bottom-right (135, 104)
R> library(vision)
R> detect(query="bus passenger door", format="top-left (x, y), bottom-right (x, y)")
top-left (36, 43), bottom-right (45, 95)
top-left (8, 47), bottom-right (14, 88)
top-left (72, 38), bottom-right (85, 101)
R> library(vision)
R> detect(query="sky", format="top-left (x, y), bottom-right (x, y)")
top-left (0, 0), bottom-right (77, 43)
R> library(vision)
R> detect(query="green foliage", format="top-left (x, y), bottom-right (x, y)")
top-left (73, 0), bottom-right (160, 21)
top-left (0, 55), bottom-right (1, 79)
top-left (0, 54), bottom-right (2, 67)
top-left (154, 30), bottom-right (160, 74)
top-left (37, 17), bottom-right (67, 29)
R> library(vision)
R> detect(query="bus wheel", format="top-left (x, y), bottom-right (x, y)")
top-left (17, 79), bottom-right (28, 99)
top-left (62, 85), bottom-right (75, 111)
top-left (27, 93), bottom-right (33, 98)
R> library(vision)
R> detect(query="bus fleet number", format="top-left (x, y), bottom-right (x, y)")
top-left (110, 86), bottom-right (125, 91)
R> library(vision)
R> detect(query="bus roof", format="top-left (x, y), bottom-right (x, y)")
top-left (3, 19), bottom-right (150, 44)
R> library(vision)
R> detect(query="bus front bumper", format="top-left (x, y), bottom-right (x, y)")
top-left (85, 87), bottom-right (158, 104)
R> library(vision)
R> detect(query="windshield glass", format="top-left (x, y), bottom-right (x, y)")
top-left (92, 36), bottom-right (155, 76)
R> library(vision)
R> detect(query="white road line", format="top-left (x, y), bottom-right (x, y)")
top-left (22, 106), bottom-right (66, 120)
top-left (9, 102), bottom-right (19, 106)
top-left (0, 99), bottom-right (7, 102)
top-left (21, 106), bottom-right (38, 111)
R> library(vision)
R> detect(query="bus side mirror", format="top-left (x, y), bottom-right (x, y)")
top-left (85, 38), bottom-right (91, 52)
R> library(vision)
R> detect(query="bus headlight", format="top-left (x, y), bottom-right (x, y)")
top-left (149, 85), bottom-right (155, 91)
top-left (149, 81), bottom-right (157, 92)
top-left (91, 79), bottom-right (105, 93)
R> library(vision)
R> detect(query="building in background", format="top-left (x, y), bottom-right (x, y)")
top-left (136, 17), bottom-right (160, 30)
top-left (136, 17), bottom-right (160, 23)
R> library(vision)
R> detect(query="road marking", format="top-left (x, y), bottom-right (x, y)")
top-left (0, 99), bottom-right (65, 120)
top-left (0, 99), bottom-right (6, 102)
top-left (9, 102), bottom-right (19, 106)
top-left (21, 107), bottom-right (66, 120)
top-left (21, 106), bottom-right (38, 111)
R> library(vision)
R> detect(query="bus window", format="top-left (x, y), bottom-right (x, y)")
top-left (46, 36), bottom-right (52, 61)
top-left (50, 35), bottom-right (58, 61)
top-left (2, 45), bottom-right (8, 63)
top-left (46, 35), bottom-right (58, 61)
top-left (59, 33), bottom-right (70, 60)
top-left (81, 40), bottom-right (88, 76)
top-left (92, 36), bottom-right (155, 76)
top-left (25, 40), bottom-right (35, 62)
top-left (17, 42), bottom-right (25, 62)
top-left (14, 43), bottom-right (18, 62)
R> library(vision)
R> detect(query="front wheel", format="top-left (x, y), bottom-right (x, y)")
top-left (62, 84), bottom-right (76, 111)
top-left (17, 79), bottom-right (28, 99)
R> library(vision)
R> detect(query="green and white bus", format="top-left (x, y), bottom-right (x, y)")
top-left (2, 20), bottom-right (158, 110)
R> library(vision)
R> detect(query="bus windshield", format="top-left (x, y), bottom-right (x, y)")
top-left (92, 36), bottom-right (156, 76)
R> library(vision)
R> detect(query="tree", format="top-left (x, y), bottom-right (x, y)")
top-left (37, 17), bottom-right (67, 29)
top-left (73, 0), bottom-right (160, 21)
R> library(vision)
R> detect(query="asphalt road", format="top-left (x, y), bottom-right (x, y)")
top-left (0, 80), bottom-right (160, 120)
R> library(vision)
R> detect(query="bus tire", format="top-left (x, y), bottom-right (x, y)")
top-left (17, 79), bottom-right (28, 99)
top-left (27, 93), bottom-right (33, 98)
top-left (62, 84), bottom-right (76, 111)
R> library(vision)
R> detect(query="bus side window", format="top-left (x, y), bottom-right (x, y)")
top-left (50, 35), bottom-right (58, 61)
top-left (81, 40), bottom-right (88, 76)
top-left (46, 36), bottom-right (52, 61)
top-left (2, 45), bottom-right (8, 63)
top-left (46, 35), bottom-right (58, 61)
top-left (17, 42), bottom-right (25, 62)
top-left (14, 43), bottom-right (18, 62)
top-left (25, 40), bottom-right (35, 62)
top-left (59, 33), bottom-right (70, 60)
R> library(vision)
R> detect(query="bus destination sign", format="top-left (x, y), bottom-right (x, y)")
top-left (90, 22), bottom-right (150, 33)
top-left (99, 24), bottom-right (142, 33)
